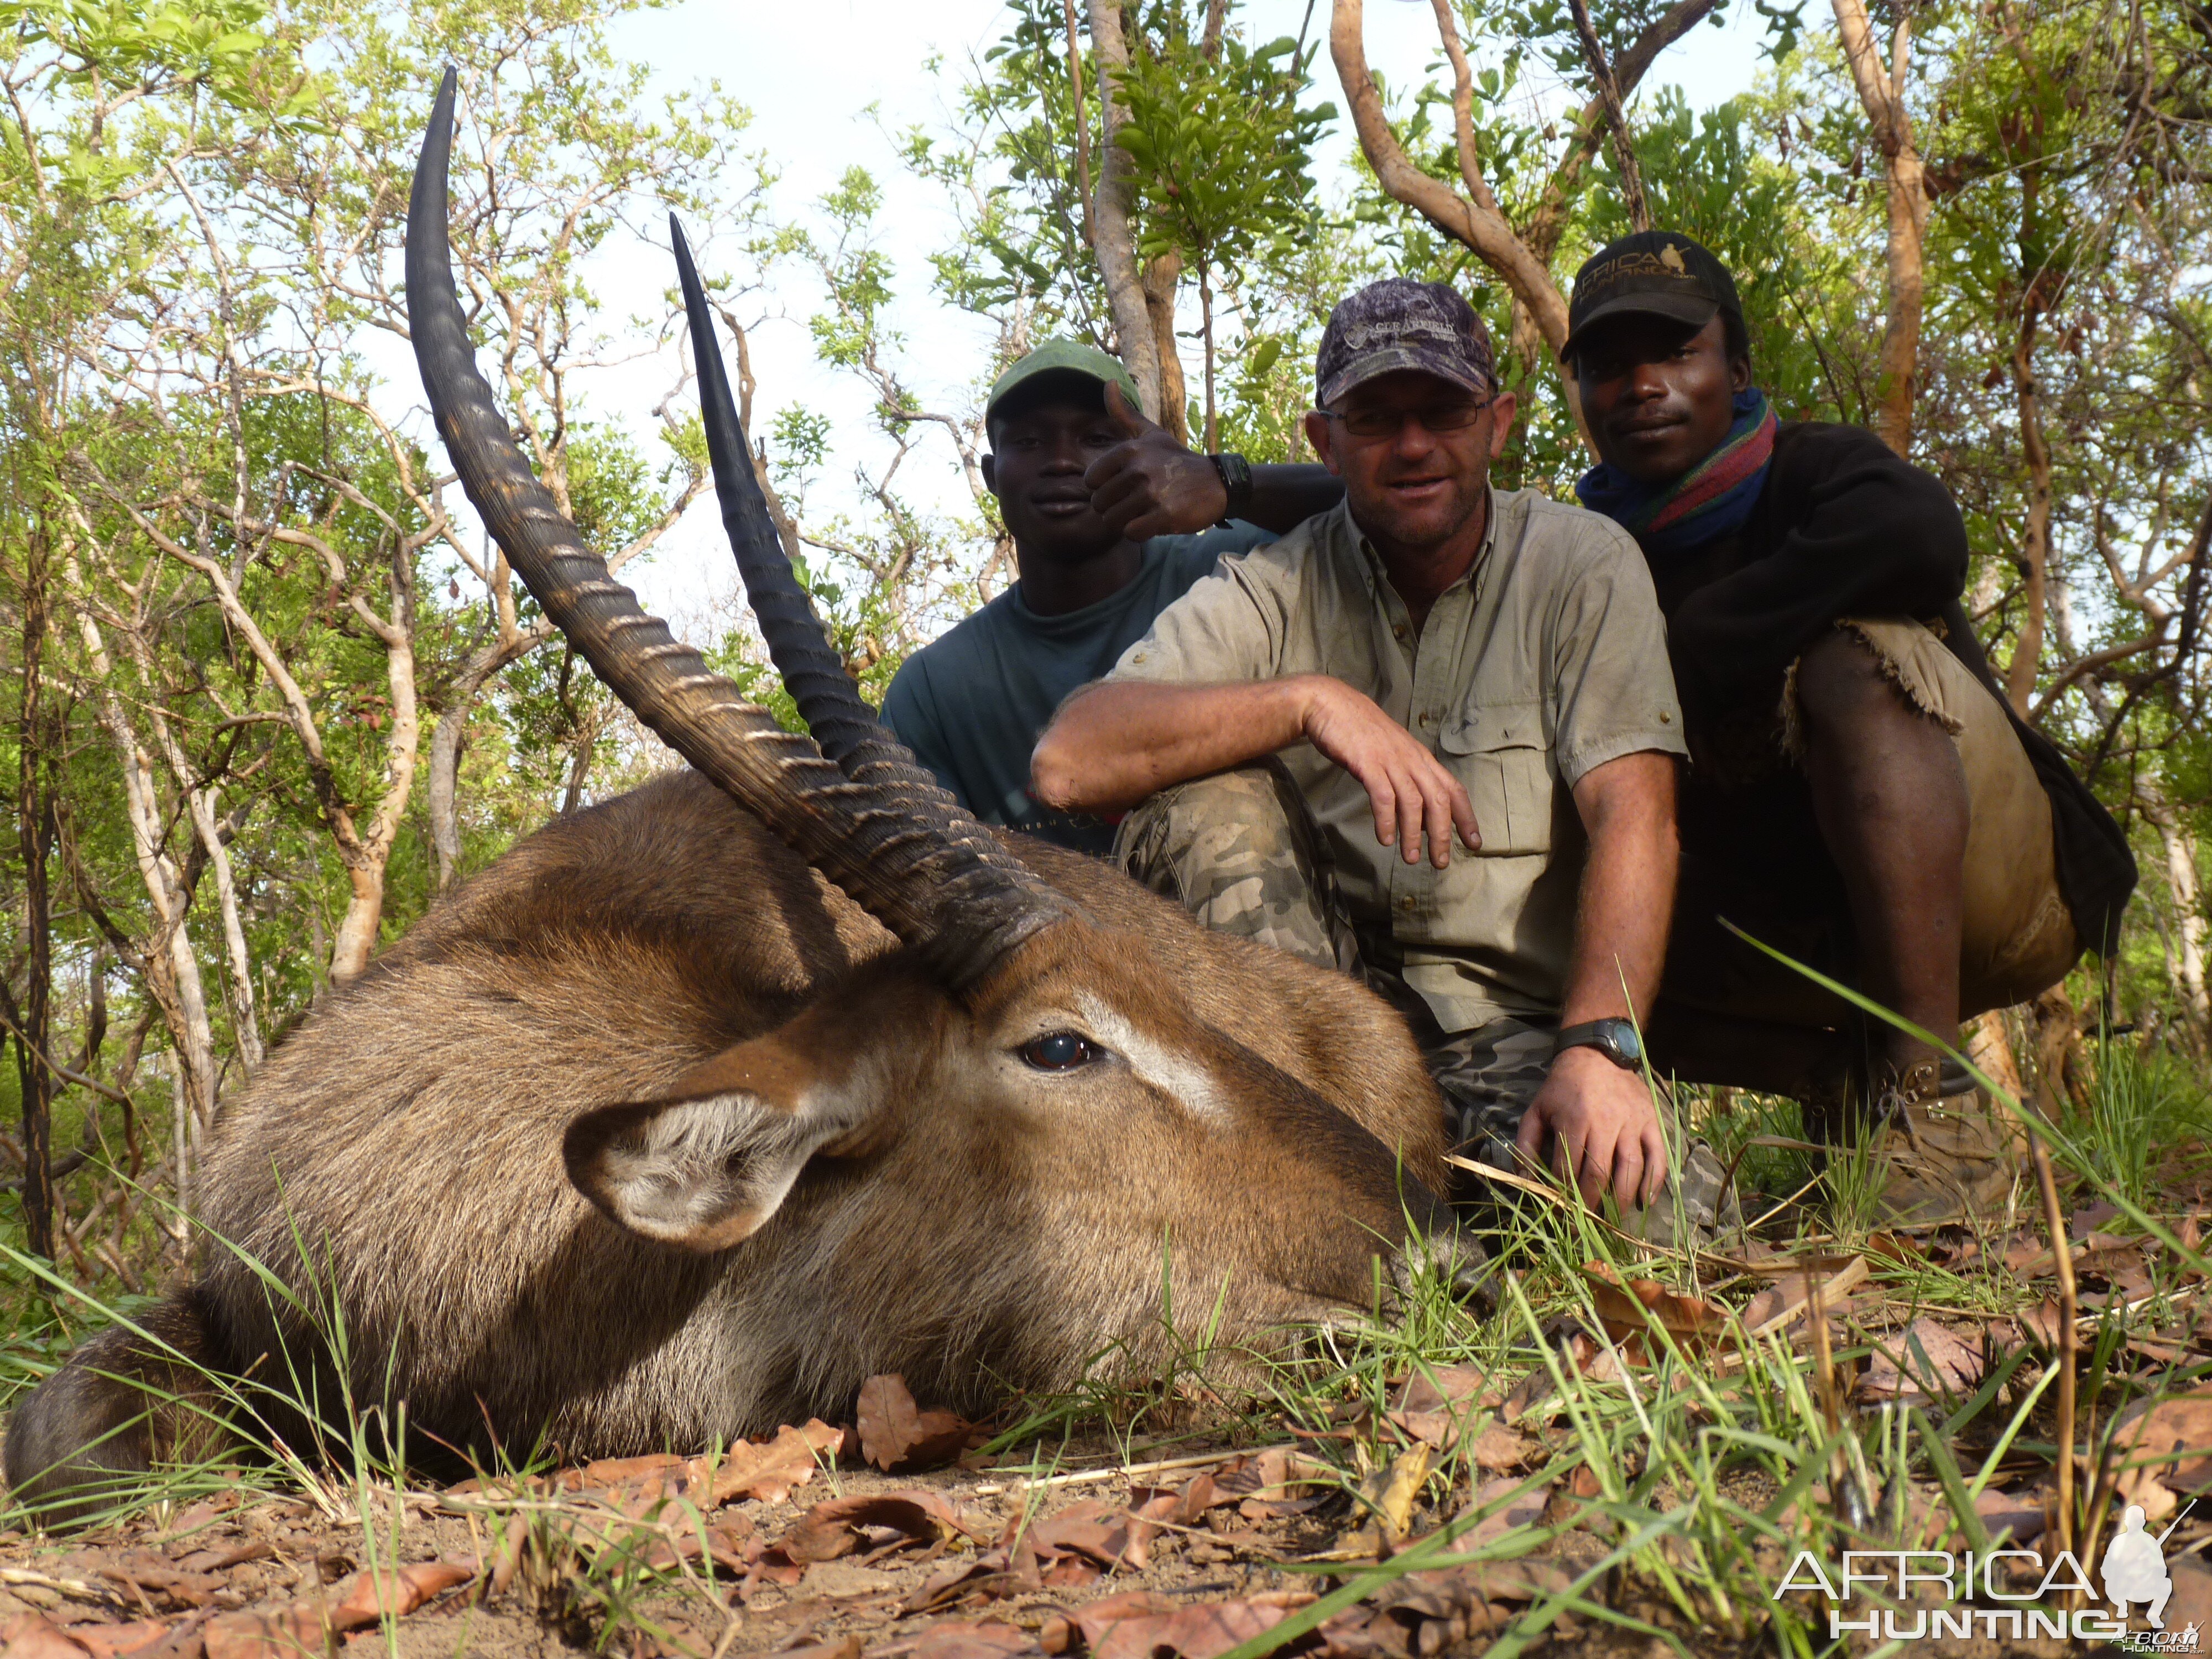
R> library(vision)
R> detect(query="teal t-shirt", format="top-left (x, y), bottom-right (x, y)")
top-left (882, 525), bottom-right (1273, 856)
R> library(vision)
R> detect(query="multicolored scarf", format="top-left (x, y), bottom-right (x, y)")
top-left (1574, 388), bottom-right (1778, 557)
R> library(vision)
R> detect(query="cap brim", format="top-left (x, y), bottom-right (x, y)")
top-left (1319, 347), bottom-right (1491, 409)
top-left (986, 362), bottom-right (1138, 423)
top-left (1560, 293), bottom-right (1719, 361)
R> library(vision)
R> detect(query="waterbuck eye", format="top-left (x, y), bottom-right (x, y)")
top-left (1019, 1032), bottom-right (1099, 1071)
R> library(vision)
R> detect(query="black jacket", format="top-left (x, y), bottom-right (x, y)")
top-left (1647, 420), bottom-right (2136, 957)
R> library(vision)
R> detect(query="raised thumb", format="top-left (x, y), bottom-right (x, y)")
top-left (1103, 378), bottom-right (1155, 437)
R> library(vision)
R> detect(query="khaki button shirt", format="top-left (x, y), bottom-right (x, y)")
top-left (1108, 493), bottom-right (1687, 1032)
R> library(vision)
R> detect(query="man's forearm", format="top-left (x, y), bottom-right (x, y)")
top-left (1559, 753), bottom-right (1679, 1027)
top-left (1239, 464), bottom-right (1344, 535)
top-left (1031, 678), bottom-right (1317, 815)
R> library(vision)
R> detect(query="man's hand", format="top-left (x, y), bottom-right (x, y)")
top-left (1302, 678), bottom-right (1480, 867)
top-left (1514, 1047), bottom-right (1667, 1207)
top-left (1083, 382), bottom-right (1228, 541)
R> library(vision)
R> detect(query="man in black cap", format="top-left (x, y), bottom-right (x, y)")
top-left (1036, 279), bottom-right (1713, 1230)
top-left (1561, 229), bottom-right (2135, 1221)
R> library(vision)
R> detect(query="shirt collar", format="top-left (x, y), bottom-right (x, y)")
top-left (1350, 485), bottom-right (1501, 609)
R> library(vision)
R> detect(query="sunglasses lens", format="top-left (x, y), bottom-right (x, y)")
top-left (1341, 402), bottom-right (1488, 438)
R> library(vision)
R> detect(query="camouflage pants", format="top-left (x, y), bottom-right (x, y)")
top-left (1114, 765), bottom-right (1740, 1243)
top-left (1112, 763), bottom-right (1551, 1159)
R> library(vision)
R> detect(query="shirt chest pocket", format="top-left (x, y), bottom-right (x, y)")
top-left (1437, 700), bottom-right (1557, 857)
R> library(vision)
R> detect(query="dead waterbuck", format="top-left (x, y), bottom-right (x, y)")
top-left (2, 71), bottom-right (1467, 1519)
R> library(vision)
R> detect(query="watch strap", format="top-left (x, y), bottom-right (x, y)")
top-left (1555, 1018), bottom-right (1641, 1069)
top-left (1208, 451), bottom-right (1254, 526)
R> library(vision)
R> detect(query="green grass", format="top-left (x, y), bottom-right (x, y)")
top-left (2060, 1035), bottom-right (2212, 1207)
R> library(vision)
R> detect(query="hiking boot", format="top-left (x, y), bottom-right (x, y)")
top-left (1864, 1060), bottom-right (2026, 1226)
top-left (1619, 1139), bottom-right (1745, 1253)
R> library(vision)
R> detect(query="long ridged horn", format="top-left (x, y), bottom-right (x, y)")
top-left (406, 69), bottom-right (1066, 987)
top-left (670, 217), bottom-right (932, 787)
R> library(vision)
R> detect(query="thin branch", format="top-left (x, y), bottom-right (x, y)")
top-left (1566, 0), bottom-right (1653, 229)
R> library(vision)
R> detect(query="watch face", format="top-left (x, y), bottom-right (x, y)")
top-left (1606, 1020), bottom-right (1644, 1067)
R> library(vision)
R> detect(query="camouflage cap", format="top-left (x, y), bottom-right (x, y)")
top-left (1563, 231), bottom-right (1743, 361)
top-left (986, 338), bottom-right (1142, 423)
top-left (1315, 279), bottom-right (1496, 408)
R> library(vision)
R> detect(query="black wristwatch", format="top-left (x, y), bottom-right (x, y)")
top-left (1554, 1018), bottom-right (1644, 1071)
top-left (1208, 451), bottom-right (1254, 526)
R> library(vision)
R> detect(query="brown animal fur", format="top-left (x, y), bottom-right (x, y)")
top-left (6, 768), bottom-right (1451, 1504)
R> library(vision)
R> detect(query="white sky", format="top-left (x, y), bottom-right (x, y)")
top-left (484, 0), bottom-right (1796, 627)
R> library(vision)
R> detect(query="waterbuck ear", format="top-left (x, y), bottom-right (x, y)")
top-left (562, 1039), bottom-right (876, 1253)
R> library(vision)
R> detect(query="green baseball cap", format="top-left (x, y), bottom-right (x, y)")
top-left (985, 338), bottom-right (1142, 423)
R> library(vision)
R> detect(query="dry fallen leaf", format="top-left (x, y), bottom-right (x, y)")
top-left (778, 1640), bottom-right (863, 1659)
top-left (195, 1560), bottom-right (472, 1659)
top-left (910, 1621), bottom-right (1039, 1659)
top-left (1864, 1232), bottom-right (1923, 1265)
top-left (1452, 1476), bottom-right (1552, 1553)
top-left (51, 1621), bottom-right (171, 1659)
top-left (1041, 1591), bottom-right (1180, 1655)
top-left (1739, 1254), bottom-right (1872, 1340)
top-left (2017, 1297), bottom-right (2065, 1350)
top-left (1583, 1261), bottom-right (1726, 1352)
top-left (1357, 1444), bottom-right (1432, 1543)
top-left (1396, 1363), bottom-right (1490, 1415)
top-left (2069, 1201), bottom-right (2121, 1240)
top-left (1086, 1597), bottom-right (1305, 1659)
top-left (780, 1490), bottom-right (980, 1564)
top-left (695, 1418), bottom-right (846, 1505)
top-left (2167, 1561), bottom-right (2212, 1636)
top-left (1854, 1319), bottom-right (1985, 1405)
top-left (1022, 1499), bottom-right (1147, 1573)
top-left (1971, 1485), bottom-right (2047, 1545)
top-left (856, 1374), bottom-right (974, 1473)
top-left (325, 1562), bottom-right (474, 1628)
top-left (0, 1615), bottom-right (96, 1659)
top-left (2111, 1385), bottom-right (2212, 1519)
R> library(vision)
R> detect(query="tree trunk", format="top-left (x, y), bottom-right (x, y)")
top-left (189, 788), bottom-right (263, 1071)
top-left (1831, 0), bottom-right (1928, 455)
top-left (1966, 1009), bottom-right (2029, 1104)
top-left (331, 860), bottom-right (388, 981)
top-left (13, 521), bottom-right (55, 1260)
top-left (428, 620), bottom-right (554, 892)
top-left (2006, 302), bottom-right (2053, 715)
top-left (1085, 0), bottom-right (1165, 418)
top-left (1199, 264), bottom-right (1218, 455)
top-left (2031, 984), bottom-right (2094, 1120)
top-left (2141, 785), bottom-right (2210, 1033)
top-left (64, 561), bottom-right (223, 1141)
top-left (1142, 250), bottom-right (1187, 445)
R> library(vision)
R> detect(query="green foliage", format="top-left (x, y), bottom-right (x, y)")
top-left (1112, 25), bottom-right (1333, 276)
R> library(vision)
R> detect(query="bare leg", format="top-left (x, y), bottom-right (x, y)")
top-left (1793, 629), bottom-right (1970, 1090)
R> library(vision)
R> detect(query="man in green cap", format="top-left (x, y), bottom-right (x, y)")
top-left (882, 340), bottom-right (1339, 854)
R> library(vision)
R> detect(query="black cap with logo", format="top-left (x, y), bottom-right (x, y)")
top-left (1562, 231), bottom-right (1743, 362)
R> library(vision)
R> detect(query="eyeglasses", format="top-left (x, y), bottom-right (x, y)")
top-left (1317, 399), bottom-right (1495, 440)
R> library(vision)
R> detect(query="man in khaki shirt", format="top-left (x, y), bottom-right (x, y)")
top-left (1034, 279), bottom-right (1691, 1214)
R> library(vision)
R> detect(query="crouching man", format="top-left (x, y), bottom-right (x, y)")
top-left (1561, 231), bottom-right (2137, 1221)
top-left (1034, 279), bottom-right (1715, 1230)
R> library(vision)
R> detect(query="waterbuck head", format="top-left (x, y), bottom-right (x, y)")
top-left (405, 70), bottom-right (1463, 1387)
